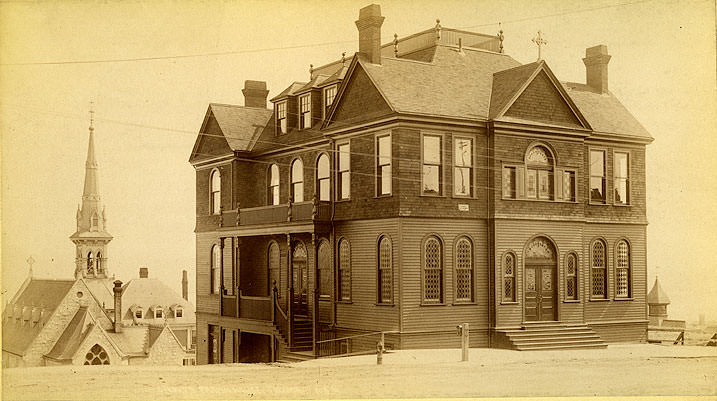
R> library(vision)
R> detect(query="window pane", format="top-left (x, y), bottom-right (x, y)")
top-left (339, 240), bottom-right (350, 301)
top-left (423, 135), bottom-right (441, 164)
top-left (563, 171), bottom-right (575, 201)
top-left (293, 183), bottom-right (304, 202)
top-left (454, 167), bottom-right (470, 196)
top-left (319, 179), bottom-right (330, 201)
top-left (317, 155), bottom-right (329, 179)
top-left (615, 179), bottom-right (628, 204)
top-left (538, 170), bottom-right (552, 199)
top-left (590, 177), bottom-right (605, 202)
top-left (615, 152), bottom-right (628, 178)
top-left (338, 144), bottom-right (350, 170)
top-left (212, 192), bottom-right (221, 214)
top-left (272, 186), bottom-right (280, 205)
top-left (280, 119), bottom-right (287, 134)
top-left (378, 136), bottom-right (391, 164)
top-left (503, 167), bottom-right (516, 198)
top-left (590, 150), bottom-right (604, 176)
top-left (526, 169), bottom-right (537, 198)
top-left (270, 165), bottom-right (280, 185)
top-left (422, 165), bottom-right (440, 194)
top-left (291, 160), bottom-right (303, 183)
top-left (423, 238), bottom-right (442, 302)
top-left (381, 165), bottom-right (391, 195)
top-left (455, 238), bottom-right (472, 301)
top-left (454, 138), bottom-right (472, 167)
top-left (379, 237), bottom-right (392, 303)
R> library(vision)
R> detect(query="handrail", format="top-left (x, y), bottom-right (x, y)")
top-left (275, 302), bottom-right (288, 321)
top-left (240, 294), bottom-right (271, 301)
top-left (315, 330), bottom-right (382, 344)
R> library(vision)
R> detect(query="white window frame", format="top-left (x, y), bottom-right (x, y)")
top-left (276, 101), bottom-right (287, 134)
top-left (210, 168), bottom-right (221, 215)
top-left (337, 141), bottom-right (350, 200)
top-left (613, 150), bottom-right (630, 205)
top-left (376, 133), bottom-right (392, 196)
top-left (453, 136), bottom-right (474, 197)
top-left (589, 148), bottom-right (607, 204)
top-left (291, 158), bottom-right (304, 202)
top-left (323, 85), bottom-right (337, 119)
top-left (316, 153), bottom-right (331, 201)
top-left (421, 133), bottom-right (443, 196)
top-left (299, 94), bottom-right (311, 130)
top-left (501, 164), bottom-right (519, 199)
top-left (268, 164), bottom-right (280, 205)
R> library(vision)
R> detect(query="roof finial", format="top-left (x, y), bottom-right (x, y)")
top-left (532, 30), bottom-right (547, 61)
top-left (309, 64), bottom-right (314, 79)
top-left (497, 23), bottom-right (505, 54)
top-left (26, 256), bottom-right (35, 278)
top-left (393, 33), bottom-right (399, 57)
top-left (435, 18), bottom-right (442, 42)
top-left (89, 101), bottom-right (95, 132)
top-left (341, 52), bottom-right (346, 65)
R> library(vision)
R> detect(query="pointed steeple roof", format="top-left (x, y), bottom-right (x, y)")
top-left (82, 116), bottom-right (100, 202)
top-left (647, 276), bottom-right (671, 305)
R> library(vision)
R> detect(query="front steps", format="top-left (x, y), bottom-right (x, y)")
top-left (277, 350), bottom-right (314, 363)
top-left (291, 318), bottom-right (313, 351)
top-left (496, 322), bottom-right (607, 351)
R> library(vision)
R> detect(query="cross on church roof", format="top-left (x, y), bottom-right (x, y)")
top-left (532, 30), bottom-right (547, 61)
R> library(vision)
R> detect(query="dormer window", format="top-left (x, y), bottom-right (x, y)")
top-left (299, 94), bottom-right (311, 129)
top-left (175, 307), bottom-right (183, 318)
top-left (276, 101), bottom-right (287, 134)
top-left (135, 309), bottom-right (143, 319)
top-left (155, 307), bottom-right (163, 319)
top-left (324, 85), bottom-right (337, 117)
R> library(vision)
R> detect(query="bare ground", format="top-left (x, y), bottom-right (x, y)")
top-left (3, 344), bottom-right (716, 400)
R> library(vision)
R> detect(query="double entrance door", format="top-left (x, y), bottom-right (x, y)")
top-left (524, 263), bottom-right (556, 321)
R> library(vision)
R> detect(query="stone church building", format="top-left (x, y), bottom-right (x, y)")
top-left (189, 4), bottom-right (653, 362)
top-left (2, 116), bottom-right (196, 367)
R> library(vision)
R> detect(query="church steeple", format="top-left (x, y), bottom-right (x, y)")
top-left (71, 106), bottom-right (112, 280)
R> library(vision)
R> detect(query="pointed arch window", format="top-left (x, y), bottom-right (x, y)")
top-left (316, 154), bottom-right (330, 201)
top-left (210, 169), bottom-right (221, 215)
top-left (337, 239), bottom-right (351, 301)
top-left (455, 237), bottom-right (474, 302)
top-left (423, 236), bottom-right (443, 303)
top-left (211, 244), bottom-right (221, 294)
top-left (84, 344), bottom-right (110, 365)
top-left (526, 145), bottom-right (554, 200)
top-left (503, 252), bottom-right (516, 302)
top-left (377, 236), bottom-right (392, 303)
top-left (268, 164), bottom-right (280, 205)
top-left (291, 159), bottom-right (304, 202)
top-left (565, 253), bottom-right (578, 300)
top-left (591, 240), bottom-right (607, 299)
top-left (616, 240), bottom-right (631, 298)
top-left (96, 252), bottom-right (103, 274)
top-left (87, 252), bottom-right (94, 274)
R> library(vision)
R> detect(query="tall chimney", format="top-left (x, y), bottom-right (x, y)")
top-left (113, 280), bottom-right (123, 333)
top-left (182, 270), bottom-right (188, 301)
top-left (583, 45), bottom-right (611, 94)
top-left (139, 267), bottom-right (148, 278)
top-left (242, 80), bottom-right (270, 108)
top-left (355, 4), bottom-right (385, 64)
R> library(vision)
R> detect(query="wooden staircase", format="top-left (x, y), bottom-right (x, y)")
top-left (496, 322), bottom-right (607, 351)
top-left (291, 318), bottom-right (313, 351)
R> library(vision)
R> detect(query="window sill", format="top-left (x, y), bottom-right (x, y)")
top-left (500, 301), bottom-right (519, 305)
top-left (613, 203), bottom-right (632, 207)
top-left (452, 301), bottom-right (477, 306)
top-left (374, 303), bottom-right (395, 307)
top-left (420, 302), bottom-right (446, 306)
top-left (589, 298), bottom-right (610, 302)
top-left (374, 194), bottom-right (393, 199)
top-left (419, 194), bottom-right (445, 198)
top-left (589, 201), bottom-right (608, 206)
top-left (562, 299), bottom-right (581, 303)
top-left (501, 197), bottom-right (577, 203)
top-left (336, 300), bottom-right (353, 305)
top-left (451, 194), bottom-right (476, 200)
top-left (335, 199), bottom-right (351, 203)
top-left (614, 297), bottom-right (634, 301)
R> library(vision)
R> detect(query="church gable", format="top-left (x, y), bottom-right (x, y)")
top-left (504, 70), bottom-right (583, 128)
top-left (189, 111), bottom-right (233, 163)
top-left (328, 63), bottom-right (392, 126)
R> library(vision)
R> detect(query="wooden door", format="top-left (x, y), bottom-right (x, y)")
top-left (292, 243), bottom-right (308, 316)
top-left (524, 264), bottom-right (556, 321)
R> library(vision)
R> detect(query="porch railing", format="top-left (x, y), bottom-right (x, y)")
top-left (220, 200), bottom-right (332, 227)
top-left (220, 288), bottom-right (272, 320)
top-left (273, 286), bottom-right (289, 345)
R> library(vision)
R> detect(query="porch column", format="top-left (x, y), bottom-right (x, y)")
top-left (286, 233), bottom-right (293, 347)
top-left (312, 233), bottom-right (319, 357)
top-left (219, 237), bottom-right (225, 316)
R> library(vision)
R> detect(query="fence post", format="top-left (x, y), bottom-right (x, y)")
top-left (461, 323), bottom-right (469, 362)
top-left (377, 332), bottom-right (385, 365)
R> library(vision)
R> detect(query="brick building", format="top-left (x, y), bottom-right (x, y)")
top-left (189, 4), bottom-right (653, 362)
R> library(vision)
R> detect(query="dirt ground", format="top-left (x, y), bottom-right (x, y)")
top-left (3, 344), bottom-right (716, 400)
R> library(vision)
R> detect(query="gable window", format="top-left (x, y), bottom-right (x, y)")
top-left (614, 152), bottom-right (630, 205)
top-left (268, 164), bottom-right (280, 205)
top-left (377, 134), bottom-right (392, 195)
top-left (291, 159), bottom-right (304, 202)
top-left (453, 137), bottom-right (473, 196)
top-left (422, 134), bottom-right (442, 195)
top-left (590, 150), bottom-right (606, 203)
top-left (84, 344), bottom-right (110, 365)
top-left (377, 236), bottom-right (392, 303)
top-left (526, 145), bottom-right (553, 200)
top-left (299, 94), bottom-right (311, 129)
top-left (316, 154), bottom-right (330, 201)
top-left (615, 240), bottom-right (631, 298)
top-left (455, 236), bottom-right (474, 302)
top-left (337, 142), bottom-right (350, 200)
top-left (338, 239), bottom-right (351, 301)
top-left (211, 244), bottom-right (221, 294)
top-left (591, 240), bottom-right (607, 299)
top-left (503, 252), bottom-right (516, 302)
top-left (268, 242), bottom-right (280, 293)
top-left (276, 101), bottom-right (287, 134)
top-left (562, 171), bottom-right (576, 202)
top-left (565, 253), bottom-right (578, 300)
top-left (423, 236), bottom-right (443, 303)
top-left (502, 166), bottom-right (517, 199)
top-left (324, 85), bottom-right (337, 117)
top-left (210, 169), bottom-right (221, 215)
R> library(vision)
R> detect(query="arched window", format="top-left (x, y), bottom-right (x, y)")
top-left (84, 344), bottom-right (110, 365)
top-left (268, 242), bottom-right (280, 294)
top-left (210, 169), bottom-right (221, 215)
top-left (96, 251), bottom-right (103, 274)
top-left (337, 239), bottom-right (351, 301)
top-left (526, 145), bottom-right (554, 200)
top-left (615, 240), bottom-right (631, 298)
top-left (503, 252), bottom-right (516, 302)
top-left (423, 236), bottom-right (443, 303)
top-left (87, 252), bottom-right (94, 274)
top-left (211, 245), bottom-right (221, 294)
top-left (377, 236), bottom-right (392, 303)
top-left (455, 237), bottom-right (474, 302)
top-left (591, 240), bottom-right (607, 299)
top-left (565, 253), bottom-right (578, 300)
top-left (318, 240), bottom-right (331, 297)
top-left (316, 154), bottom-right (330, 201)
top-left (268, 164), bottom-right (280, 205)
top-left (291, 159), bottom-right (304, 202)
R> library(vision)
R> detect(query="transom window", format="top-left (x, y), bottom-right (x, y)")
top-left (316, 154), bottom-right (330, 201)
top-left (454, 137), bottom-right (473, 196)
top-left (291, 159), bottom-right (304, 202)
top-left (84, 344), bottom-right (110, 365)
top-left (422, 135), bottom-right (442, 195)
top-left (338, 239), bottom-right (351, 301)
top-left (503, 252), bottom-right (516, 302)
top-left (337, 143), bottom-right (350, 200)
top-left (211, 244), bottom-right (221, 294)
top-left (590, 150), bottom-right (606, 203)
top-left (276, 101), bottom-right (287, 134)
top-left (377, 135), bottom-right (392, 195)
top-left (423, 236), bottom-right (443, 303)
top-left (591, 240), bottom-right (607, 298)
top-left (324, 85), bottom-right (337, 116)
top-left (526, 145), bottom-right (553, 200)
top-left (615, 240), bottom-right (631, 298)
top-left (299, 94), bottom-right (311, 129)
top-left (565, 253), bottom-right (578, 300)
top-left (268, 164), bottom-right (280, 205)
top-left (377, 236), bottom-right (392, 303)
top-left (455, 237), bottom-right (474, 302)
top-left (210, 169), bottom-right (221, 215)
top-left (614, 152), bottom-right (630, 205)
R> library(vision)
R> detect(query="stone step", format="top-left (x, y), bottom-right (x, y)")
top-left (510, 335), bottom-right (602, 344)
top-left (503, 327), bottom-right (592, 336)
top-left (516, 342), bottom-right (608, 351)
top-left (505, 329), bottom-right (596, 338)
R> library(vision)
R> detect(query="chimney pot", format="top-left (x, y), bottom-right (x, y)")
top-left (355, 4), bottom-right (385, 64)
top-left (139, 267), bottom-right (148, 278)
top-left (113, 280), bottom-right (123, 333)
top-left (242, 80), bottom-right (270, 108)
top-left (583, 44), bottom-right (611, 94)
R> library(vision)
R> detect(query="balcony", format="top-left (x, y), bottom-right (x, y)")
top-left (221, 289), bottom-right (272, 321)
top-left (219, 200), bottom-right (331, 228)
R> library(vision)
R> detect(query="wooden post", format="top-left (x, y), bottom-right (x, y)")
top-left (219, 237), bottom-right (224, 316)
top-left (286, 234), bottom-right (292, 347)
top-left (377, 332), bottom-right (385, 365)
top-left (461, 323), bottom-right (469, 362)
top-left (312, 233), bottom-right (318, 357)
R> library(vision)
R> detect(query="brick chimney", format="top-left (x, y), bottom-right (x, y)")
top-left (113, 280), bottom-right (123, 333)
top-left (139, 267), bottom-right (148, 278)
top-left (182, 270), bottom-right (188, 301)
top-left (583, 45), bottom-right (611, 94)
top-left (242, 80), bottom-right (270, 108)
top-left (355, 4), bottom-right (385, 64)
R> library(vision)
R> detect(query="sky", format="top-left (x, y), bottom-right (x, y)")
top-left (1, 0), bottom-right (716, 322)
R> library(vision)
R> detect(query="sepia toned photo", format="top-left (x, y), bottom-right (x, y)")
top-left (1, 0), bottom-right (716, 399)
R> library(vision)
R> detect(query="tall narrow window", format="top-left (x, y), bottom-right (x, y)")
top-left (337, 143), bottom-right (350, 200)
top-left (96, 252), bottom-right (102, 274)
top-left (291, 159), bottom-right (304, 202)
top-left (211, 244), bottom-right (221, 294)
top-left (615, 240), bottom-right (631, 298)
top-left (526, 145), bottom-right (553, 200)
top-left (318, 240), bottom-right (331, 298)
top-left (377, 135), bottom-right (392, 195)
top-left (423, 236), bottom-right (443, 303)
top-left (316, 154), bottom-right (330, 201)
top-left (377, 236), bottom-right (392, 303)
top-left (210, 169), bottom-right (221, 215)
top-left (591, 240), bottom-right (607, 298)
top-left (299, 94), bottom-right (311, 129)
top-left (454, 138), bottom-right (473, 196)
top-left (87, 252), bottom-right (94, 274)
top-left (268, 164), bottom-right (280, 205)
top-left (455, 237), bottom-right (474, 302)
top-left (563, 171), bottom-right (576, 202)
top-left (422, 135), bottom-right (442, 195)
top-left (324, 85), bottom-right (337, 116)
top-left (566, 253), bottom-right (578, 300)
top-left (590, 150), bottom-right (606, 203)
top-left (503, 252), bottom-right (516, 302)
top-left (277, 101), bottom-right (287, 134)
top-left (268, 242), bottom-right (280, 294)
top-left (614, 152), bottom-right (630, 205)
top-left (502, 166), bottom-right (516, 199)
top-left (338, 239), bottom-right (351, 301)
